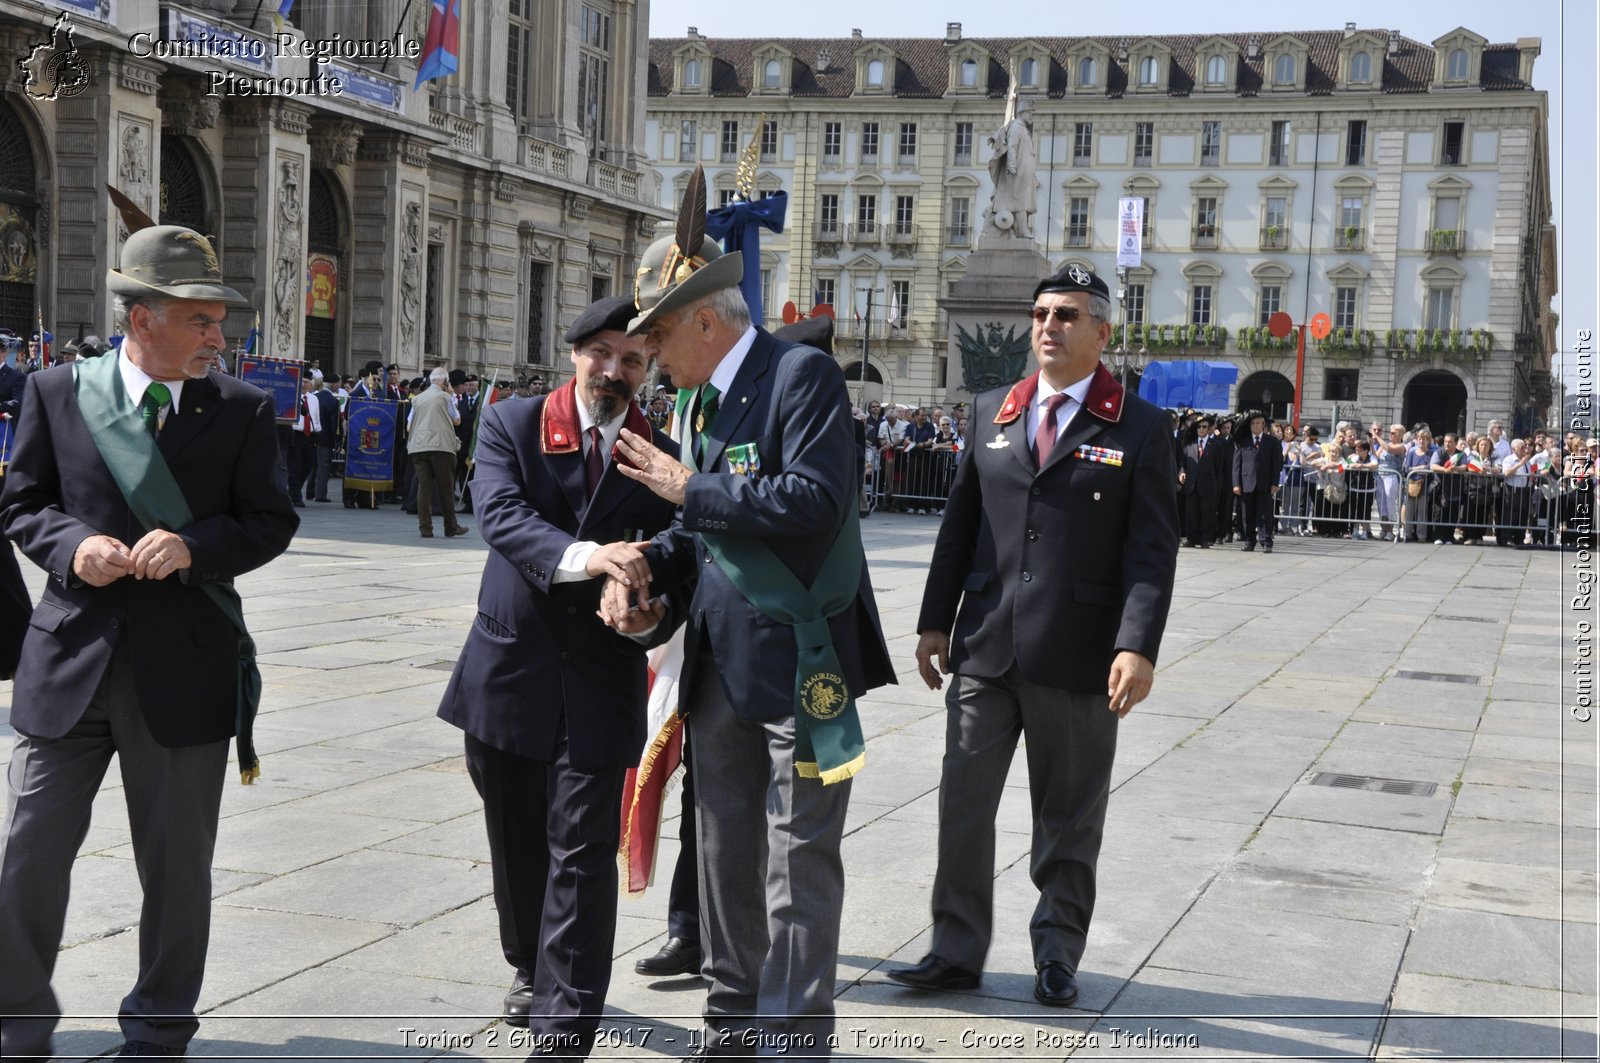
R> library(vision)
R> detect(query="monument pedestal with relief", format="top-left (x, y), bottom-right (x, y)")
top-left (938, 233), bottom-right (1050, 405)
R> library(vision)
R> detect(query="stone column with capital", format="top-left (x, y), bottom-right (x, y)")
top-left (52, 50), bottom-right (164, 339)
top-left (220, 100), bottom-right (312, 360)
top-left (352, 132), bottom-right (432, 373)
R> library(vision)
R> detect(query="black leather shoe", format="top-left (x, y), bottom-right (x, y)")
top-left (502, 982), bottom-right (534, 1028)
top-left (1241, 543), bottom-right (1255, 552)
top-left (635, 936), bottom-right (702, 976)
top-left (886, 953), bottom-right (980, 991)
top-left (1034, 961), bottom-right (1079, 1007)
top-left (118, 1042), bottom-right (185, 1058)
top-left (446, 525), bottom-right (471, 537)
top-left (1262, 544), bottom-right (1273, 553)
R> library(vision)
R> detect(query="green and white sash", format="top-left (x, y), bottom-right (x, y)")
top-left (673, 387), bottom-right (867, 783)
top-left (74, 353), bottom-right (264, 784)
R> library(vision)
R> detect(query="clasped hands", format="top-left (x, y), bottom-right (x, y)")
top-left (73, 530), bottom-right (191, 587)
top-left (586, 539), bottom-right (664, 634)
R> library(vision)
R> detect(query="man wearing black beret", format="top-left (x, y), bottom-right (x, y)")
top-left (893, 263), bottom-right (1178, 1007)
top-left (437, 294), bottom-right (680, 1059)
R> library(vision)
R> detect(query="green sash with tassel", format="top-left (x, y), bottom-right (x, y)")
top-left (700, 509), bottom-right (868, 783)
top-left (74, 353), bottom-right (264, 784)
top-left (673, 386), bottom-right (867, 783)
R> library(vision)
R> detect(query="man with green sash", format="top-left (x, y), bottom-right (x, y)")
top-left (0, 212), bottom-right (297, 1059)
top-left (601, 166), bottom-right (894, 1058)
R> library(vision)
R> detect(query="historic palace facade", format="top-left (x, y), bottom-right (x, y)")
top-left (645, 22), bottom-right (1558, 434)
top-left (0, 0), bottom-right (665, 380)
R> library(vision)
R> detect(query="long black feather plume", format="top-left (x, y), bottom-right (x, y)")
top-left (677, 164), bottom-right (706, 259)
top-left (107, 184), bottom-right (156, 234)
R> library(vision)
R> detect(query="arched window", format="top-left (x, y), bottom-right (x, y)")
top-left (1274, 54), bottom-right (1295, 83)
top-left (1078, 56), bottom-right (1096, 86)
top-left (866, 58), bottom-right (884, 87)
top-left (683, 58), bottom-right (701, 87)
top-left (1350, 50), bottom-right (1371, 82)
top-left (0, 102), bottom-right (39, 328)
top-left (1019, 57), bottom-right (1037, 86)
top-left (763, 59), bottom-right (780, 89)
top-left (1206, 55), bottom-right (1226, 84)
top-left (1139, 56), bottom-right (1158, 85)
top-left (159, 134), bottom-right (209, 234)
top-left (1446, 48), bottom-right (1468, 80)
top-left (960, 58), bottom-right (977, 87)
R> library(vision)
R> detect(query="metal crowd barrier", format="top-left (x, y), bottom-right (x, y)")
top-left (871, 444), bottom-right (960, 513)
top-left (1265, 469), bottom-right (1587, 545)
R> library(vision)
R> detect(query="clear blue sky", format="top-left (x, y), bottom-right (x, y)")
top-left (648, 0), bottom-right (1595, 385)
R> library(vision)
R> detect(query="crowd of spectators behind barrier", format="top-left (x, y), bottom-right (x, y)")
top-left (0, 335), bottom-right (1586, 548)
top-left (844, 397), bottom-right (1591, 548)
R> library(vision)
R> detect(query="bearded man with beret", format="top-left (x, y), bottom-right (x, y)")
top-left (0, 201), bottom-right (298, 1059)
top-left (437, 295), bottom-right (681, 1061)
top-left (891, 264), bottom-right (1178, 1009)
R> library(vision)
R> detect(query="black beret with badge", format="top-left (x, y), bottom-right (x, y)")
top-left (563, 293), bottom-right (638, 348)
top-left (1032, 262), bottom-right (1111, 304)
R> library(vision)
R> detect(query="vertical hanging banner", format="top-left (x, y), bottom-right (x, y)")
top-left (1117, 196), bottom-right (1144, 269)
top-left (344, 399), bottom-right (398, 492)
top-left (305, 253), bottom-right (337, 318)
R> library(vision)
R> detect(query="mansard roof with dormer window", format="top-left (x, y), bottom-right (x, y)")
top-left (644, 29), bottom-right (1536, 99)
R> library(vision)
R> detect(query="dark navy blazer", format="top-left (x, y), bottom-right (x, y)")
top-left (0, 363), bottom-right (299, 746)
top-left (647, 330), bottom-right (895, 722)
top-left (917, 365), bottom-right (1179, 692)
top-left (437, 393), bottom-right (680, 769)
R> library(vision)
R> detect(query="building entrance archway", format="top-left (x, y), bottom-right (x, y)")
top-left (1237, 370), bottom-right (1295, 422)
top-left (1402, 370), bottom-right (1468, 437)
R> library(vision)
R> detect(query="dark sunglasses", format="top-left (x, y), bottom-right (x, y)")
top-left (1029, 305), bottom-right (1083, 324)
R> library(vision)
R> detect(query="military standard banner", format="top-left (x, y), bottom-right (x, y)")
top-left (343, 398), bottom-right (398, 492)
top-left (1117, 196), bottom-right (1144, 269)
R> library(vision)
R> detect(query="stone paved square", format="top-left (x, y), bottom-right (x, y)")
top-left (2, 504), bottom-right (1593, 1061)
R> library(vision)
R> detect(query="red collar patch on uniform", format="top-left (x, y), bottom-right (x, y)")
top-left (539, 378), bottom-right (651, 465)
top-left (993, 364), bottom-right (1125, 425)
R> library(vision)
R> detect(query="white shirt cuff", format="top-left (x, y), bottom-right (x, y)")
top-left (555, 541), bottom-right (599, 583)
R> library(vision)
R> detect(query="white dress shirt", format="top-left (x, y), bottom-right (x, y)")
top-left (1025, 369), bottom-right (1094, 448)
top-left (118, 352), bottom-right (185, 428)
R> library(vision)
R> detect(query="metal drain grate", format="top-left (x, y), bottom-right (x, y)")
top-left (1393, 670), bottom-right (1486, 685)
top-left (1310, 772), bottom-right (1438, 797)
top-left (417, 660), bottom-right (458, 672)
top-left (1434, 615), bottom-right (1498, 624)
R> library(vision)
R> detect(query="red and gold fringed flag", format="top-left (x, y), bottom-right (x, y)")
top-left (619, 630), bottom-right (686, 894)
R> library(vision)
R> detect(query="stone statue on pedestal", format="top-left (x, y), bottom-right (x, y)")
top-left (986, 94), bottom-right (1037, 242)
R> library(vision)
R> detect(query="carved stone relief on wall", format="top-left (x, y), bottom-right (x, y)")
top-left (272, 157), bottom-right (303, 354)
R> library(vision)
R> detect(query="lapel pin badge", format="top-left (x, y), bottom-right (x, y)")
top-left (987, 432), bottom-right (1010, 449)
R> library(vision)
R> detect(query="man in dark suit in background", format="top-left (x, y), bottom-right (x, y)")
top-left (0, 342), bottom-right (26, 421)
top-left (892, 264), bottom-right (1178, 1009)
top-left (1180, 415), bottom-right (1222, 548)
top-left (1232, 412), bottom-right (1284, 553)
top-left (601, 166), bottom-right (894, 1058)
top-left (0, 220), bottom-right (298, 1059)
top-left (1211, 415), bottom-right (1236, 543)
top-left (436, 295), bottom-right (679, 1061)
top-left (307, 372), bottom-right (340, 502)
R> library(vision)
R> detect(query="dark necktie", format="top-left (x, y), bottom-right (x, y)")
top-left (585, 426), bottom-right (605, 497)
top-left (1253, 435), bottom-right (1261, 448)
top-left (1198, 439), bottom-right (1206, 458)
top-left (1033, 392), bottom-right (1069, 466)
top-left (141, 382), bottom-right (171, 438)
top-left (693, 384), bottom-right (721, 468)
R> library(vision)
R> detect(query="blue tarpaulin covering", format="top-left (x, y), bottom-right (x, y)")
top-left (1138, 361), bottom-right (1238, 412)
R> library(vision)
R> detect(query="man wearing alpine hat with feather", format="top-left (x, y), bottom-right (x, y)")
top-left (598, 165), bottom-right (893, 1058)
